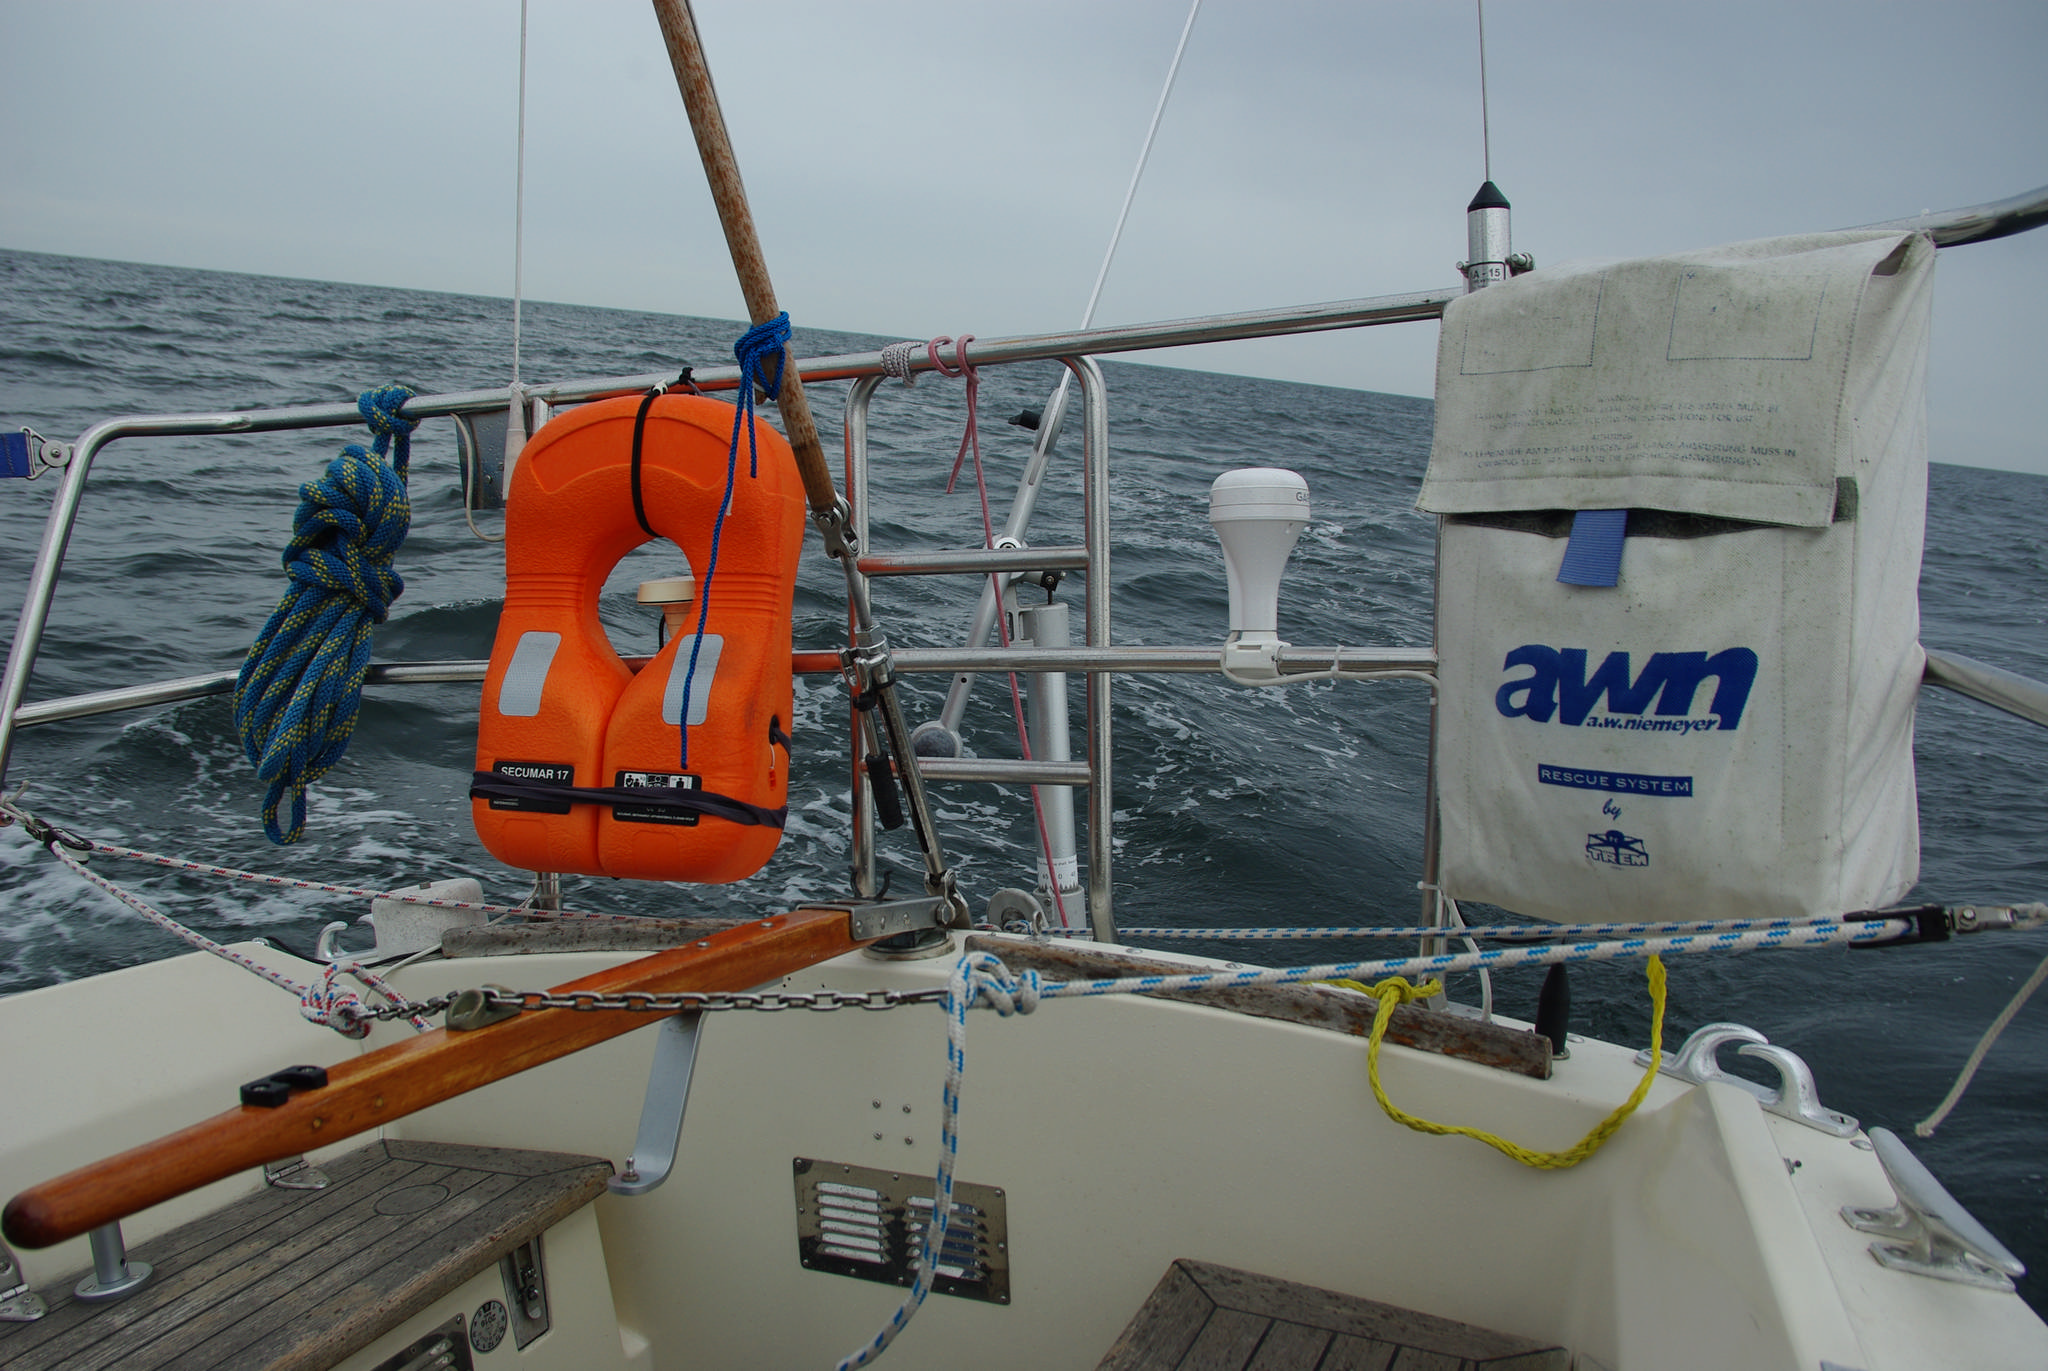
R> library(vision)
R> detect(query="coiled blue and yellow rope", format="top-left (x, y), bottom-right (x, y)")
top-left (234, 385), bottom-right (417, 843)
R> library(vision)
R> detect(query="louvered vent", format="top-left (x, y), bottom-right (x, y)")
top-left (792, 1158), bottom-right (1010, 1305)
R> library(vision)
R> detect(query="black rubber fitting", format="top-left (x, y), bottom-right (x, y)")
top-left (240, 1078), bottom-right (292, 1109)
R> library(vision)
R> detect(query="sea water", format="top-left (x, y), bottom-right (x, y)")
top-left (1, 248), bottom-right (2044, 1310)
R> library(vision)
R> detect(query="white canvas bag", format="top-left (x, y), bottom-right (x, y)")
top-left (1421, 231), bottom-right (1934, 923)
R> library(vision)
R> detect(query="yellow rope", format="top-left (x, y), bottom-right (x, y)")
top-left (1328, 955), bottom-right (1667, 1169)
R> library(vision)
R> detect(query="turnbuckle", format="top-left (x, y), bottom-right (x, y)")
top-left (1846, 901), bottom-right (2048, 949)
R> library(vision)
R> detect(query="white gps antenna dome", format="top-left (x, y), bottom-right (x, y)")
top-left (1209, 468), bottom-right (1310, 680)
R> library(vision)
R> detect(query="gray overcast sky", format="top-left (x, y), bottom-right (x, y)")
top-left (3, 1), bottom-right (2044, 473)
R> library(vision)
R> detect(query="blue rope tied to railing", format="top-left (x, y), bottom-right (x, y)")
top-left (674, 312), bottom-right (790, 768)
top-left (234, 385), bottom-right (417, 843)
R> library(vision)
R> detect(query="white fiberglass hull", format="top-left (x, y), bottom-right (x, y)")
top-left (3, 935), bottom-right (2043, 1371)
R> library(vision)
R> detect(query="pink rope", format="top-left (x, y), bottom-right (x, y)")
top-left (34, 827), bottom-right (429, 1036)
top-left (928, 336), bottom-right (1076, 929)
top-left (82, 838), bottom-right (643, 922)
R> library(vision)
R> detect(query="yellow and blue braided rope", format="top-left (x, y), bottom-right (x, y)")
top-left (234, 385), bottom-right (416, 843)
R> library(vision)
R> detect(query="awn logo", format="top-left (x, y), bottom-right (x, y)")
top-left (1496, 646), bottom-right (1759, 731)
top-left (1587, 829), bottom-right (1649, 868)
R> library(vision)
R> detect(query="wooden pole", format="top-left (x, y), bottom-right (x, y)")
top-left (650, 0), bottom-right (839, 518)
top-left (3, 907), bottom-right (868, 1249)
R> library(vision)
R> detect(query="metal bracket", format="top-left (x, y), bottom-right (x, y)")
top-left (812, 495), bottom-right (861, 562)
top-left (1, 428), bottom-right (70, 482)
top-left (1636, 1022), bottom-right (1771, 1098)
top-left (446, 984), bottom-right (522, 1032)
top-left (263, 1154), bottom-right (330, 1190)
top-left (1636, 1022), bottom-right (1857, 1135)
top-left (985, 888), bottom-right (1050, 934)
top-left (498, 1236), bottom-right (550, 1348)
top-left (73, 1222), bottom-right (150, 1302)
top-left (0, 1238), bottom-right (46, 1322)
top-left (1844, 1128), bottom-right (2026, 1290)
top-left (800, 896), bottom-right (948, 943)
top-left (313, 919), bottom-right (372, 964)
top-left (608, 1011), bottom-right (704, 1197)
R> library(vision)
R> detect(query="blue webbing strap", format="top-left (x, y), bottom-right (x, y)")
top-left (1557, 508), bottom-right (1627, 587)
top-left (0, 432), bottom-right (30, 478)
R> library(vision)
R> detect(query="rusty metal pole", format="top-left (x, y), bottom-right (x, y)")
top-left (647, 0), bottom-right (968, 929)
top-left (649, 0), bottom-right (838, 517)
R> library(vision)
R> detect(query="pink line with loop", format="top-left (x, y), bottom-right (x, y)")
top-left (926, 334), bottom-right (1074, 930)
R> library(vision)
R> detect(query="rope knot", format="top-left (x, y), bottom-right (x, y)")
top-left (357, 384), bottom-right (419, 472)
top-left (956, 951), bottom-right (1039, 1017)
top-left (1325, 974), bottom-right (1444, 1008)
top-left (285, 444), bottom-right (410, 620)
top-left (734, 312), bottom-right (791, 401)
top-left (299, 963), bottom-right (374, 1039)
top-left (880, 341), bottom-right (920, 384)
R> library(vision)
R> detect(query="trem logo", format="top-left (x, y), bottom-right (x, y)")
top-left (1496, 647), bottom-right (1758, 731)
top-left (1587, 829), bottom-right (1650, 867)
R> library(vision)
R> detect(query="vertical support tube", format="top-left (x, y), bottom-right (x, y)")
top-left (1013, 601), bottom-right (1081, 913)
top-left (1068, 356), bottom-right (1116, 942)
top-left (0, 439), bottom-right (99, 787)
top-left (843, 376), bottom-right (884, 899)
top-left (1, 413), bottom-right (253, 786)
top-left (74, 1221), bottom-right (150, 1301)
top-left (934, 380), bottom-right (1073, 736)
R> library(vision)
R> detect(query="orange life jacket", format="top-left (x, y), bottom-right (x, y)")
top-left (471, 391), bottom-right (806, 883)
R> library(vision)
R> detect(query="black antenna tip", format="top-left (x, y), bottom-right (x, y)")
top-left (1468, 180), bottom-right (1511, 213)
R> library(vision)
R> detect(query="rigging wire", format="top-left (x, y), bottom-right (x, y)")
top-left (465, 0), bottom-right (528, 546)
top-left (512, 0), bottom-right (529, 387)
top-left (1036, 0), bottom-right (1203, 424)
top-left (1081, 0), bottom-right (1203, 331)
top-left (1476, 0), bottom-right (1493, 183)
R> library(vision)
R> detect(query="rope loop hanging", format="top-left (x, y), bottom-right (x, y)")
top-left (234, 385), bottom-right (418, 843)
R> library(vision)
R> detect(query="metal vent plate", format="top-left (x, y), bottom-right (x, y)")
top-left (793, 1157), bottom-right (1010, 1304)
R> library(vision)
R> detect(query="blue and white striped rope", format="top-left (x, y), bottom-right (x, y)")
top-left (1060, 917), bottom-right (1869, 942)
top-left (835, 951), bottom-right (1037, 1371)
top-left (1025, 920), bottom-right (1906, 1000)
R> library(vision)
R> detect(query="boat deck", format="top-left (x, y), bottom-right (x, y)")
top-left (0, 1139), bottom-right (609, 1371)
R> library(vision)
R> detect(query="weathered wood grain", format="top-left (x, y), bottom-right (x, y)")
top-left (1096, 1260), bottom-right (1572, 1371)
top-left (962, 936), bottom-right (1552, 1079)
top-left (0, 1140), bottom-right (609, 1371)
top-left (1245, 1320), bottom-right (1335, 1371)
top-left (1098, 1261), bottom-right (1214, 1371)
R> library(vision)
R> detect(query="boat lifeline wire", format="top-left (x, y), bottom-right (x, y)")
top-left (2, 800), bottom-right (431, 1036)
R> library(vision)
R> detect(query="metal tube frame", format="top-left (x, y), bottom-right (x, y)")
top-left (844, 354), bottom-right (1115, 939)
